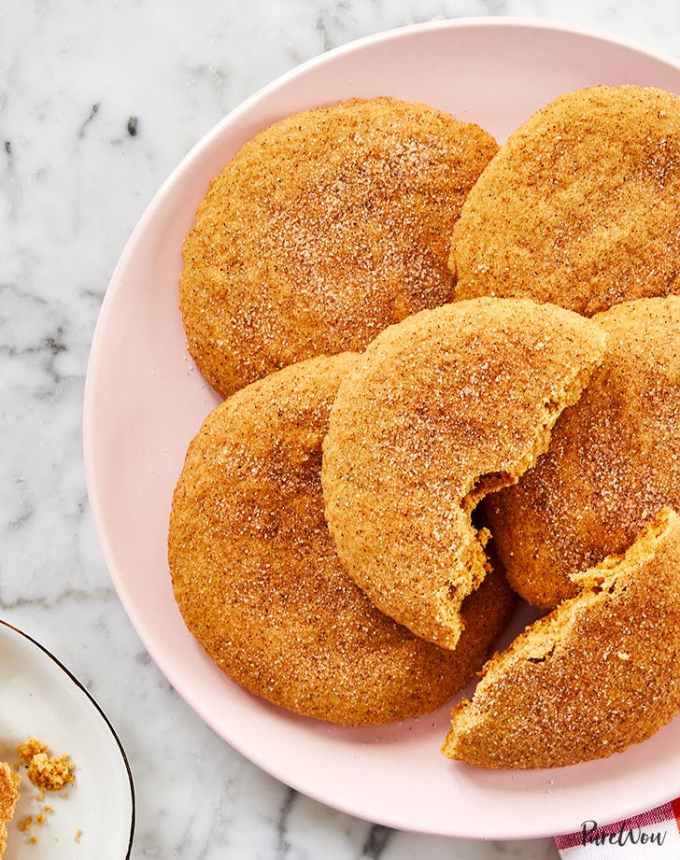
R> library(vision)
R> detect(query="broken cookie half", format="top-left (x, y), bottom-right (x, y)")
top-left (322, 297), bottom-right (606, 649)
top-left (443, 507), bottom-right (680, 768)
top-left (0, 762), bottom-right (20, 859)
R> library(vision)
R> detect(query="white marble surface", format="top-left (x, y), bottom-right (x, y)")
top-left (1, 1), bottom-right (679, 857)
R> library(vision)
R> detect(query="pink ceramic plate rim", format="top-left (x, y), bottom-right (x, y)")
top-left (83, 18), bottom-right (680, 839)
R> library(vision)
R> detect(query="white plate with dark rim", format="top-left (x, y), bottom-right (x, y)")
top-left (0, 621), bottom-right (134, 858)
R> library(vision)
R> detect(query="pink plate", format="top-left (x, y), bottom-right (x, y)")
top-left (84, 19), bottom-right (680, 839)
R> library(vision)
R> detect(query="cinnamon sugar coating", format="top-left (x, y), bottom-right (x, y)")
top-left (444, 508), bottom-right (680, 768)
top-left (487, 296), bottom-right (680, 608)
top-left (168, 354), bottom-right (513, 725)
top-left (452, 86), bottom-right (680, 316)
top-left (181, 97), bottom-right (497, 396)
top-left (321, 298), bottom-right (606, 649)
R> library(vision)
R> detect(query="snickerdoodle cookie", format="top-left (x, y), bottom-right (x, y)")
top-left (169, 354), bottom-right (513, 726)
top-left (181, 97), bottom-right (497, 396)
top-left (0, 762), bottom-right (19, 859)
top-left (487, 297), bottom-right (680, 608)
top-left (444, 508), bottom-right (680, 768)
top-left (321, 298), bottom-right (606, 650)
top-left (451, 85), bottom-right (680, 316)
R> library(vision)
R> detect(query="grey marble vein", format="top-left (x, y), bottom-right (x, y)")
top-left (77, 101), bottom-right (101, 139)
top-left (361, 824), bottom-right (394, 860)
top-left (277, 787), bottom-right (298, 856)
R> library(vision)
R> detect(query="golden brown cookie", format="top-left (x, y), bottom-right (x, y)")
top-left (451, 85), bottom-right (680, 316)
top-left (321, 298), bottom-right (606, 650)
top-left (181, 97), bottom-right (497, 396)
top-left (169, 354), bottom-right (513, 726)
top-left (0, 762), bottom-right (19, 859)
top-left (444, 508), bottom-right (680, 769)
top-left (487, 296), bottom-right (680, 608)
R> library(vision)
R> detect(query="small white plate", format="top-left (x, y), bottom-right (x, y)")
top-left (0, 621), bottom-right (134, 859)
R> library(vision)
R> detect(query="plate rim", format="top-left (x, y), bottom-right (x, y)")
top-left (0, 619), bottom-right (135, 858)
top-left (83, 16), bottom-right (680, 840)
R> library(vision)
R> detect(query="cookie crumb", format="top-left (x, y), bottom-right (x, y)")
top-left (35, 804), bottom-right (53, 826)
top-left (17, 816), bottom-right (32, 833)
top-left (16, 739), bottom-right (47, 765)
top-left (26, 753), bottom-right (74, 793)
top-left (17, 739), bottom-right (75, 793)
top-left (75, 828), bottom-right (82, 843)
